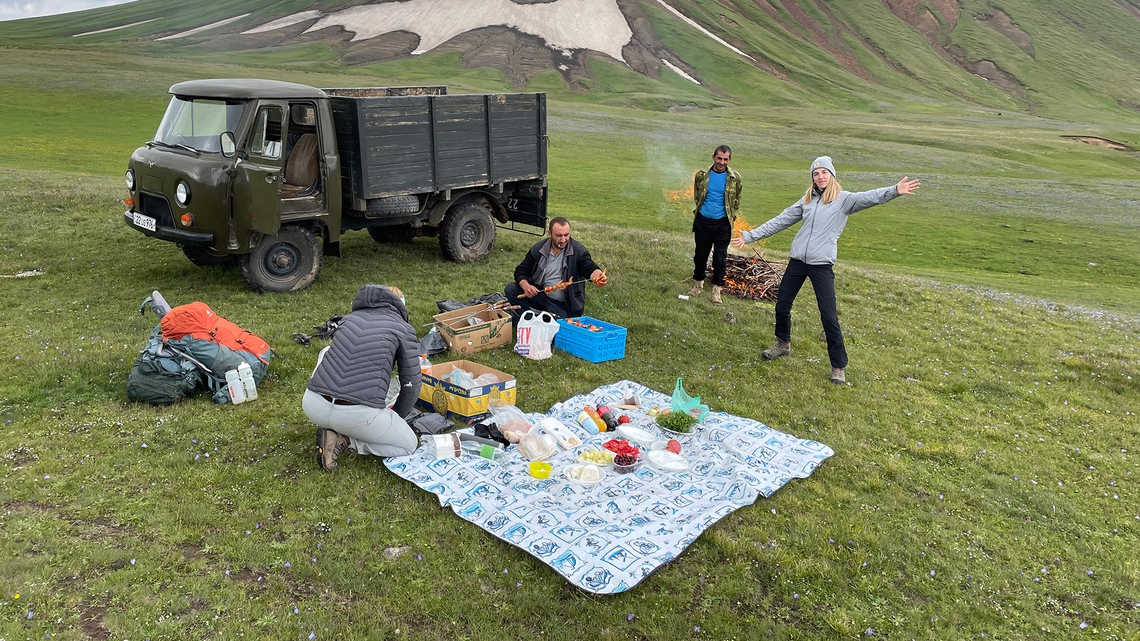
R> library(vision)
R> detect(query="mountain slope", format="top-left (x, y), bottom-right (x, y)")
top-left (1, 0), bottom-right (1139, 121)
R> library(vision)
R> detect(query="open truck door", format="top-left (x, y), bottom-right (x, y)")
top-left (233, 102), bottom-right (285, 238)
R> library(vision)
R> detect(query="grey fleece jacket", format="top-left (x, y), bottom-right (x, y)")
top-left (306, 285), bottom-right (422, 415)
top-left (741, 185), bottom-right (900, 265)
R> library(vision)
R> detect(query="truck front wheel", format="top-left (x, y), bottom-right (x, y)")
top-left (182, 245), bottom-right (238, 267)
top-left (439, 199), bottom-right (496, 263)
top-left (240, 226), bottom-right (322, 293)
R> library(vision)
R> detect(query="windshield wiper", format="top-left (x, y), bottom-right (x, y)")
top-left (148, 140), bottom-right (201, 155)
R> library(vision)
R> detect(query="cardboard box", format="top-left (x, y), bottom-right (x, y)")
top-left (416, 360), bottom-right (516, 421)
top-left (433, 303), bottom-right (513, 356)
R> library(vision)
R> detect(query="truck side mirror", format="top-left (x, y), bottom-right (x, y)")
top-left (220, 132), bottom-right (236, 158)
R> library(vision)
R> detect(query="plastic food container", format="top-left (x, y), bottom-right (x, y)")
top-left (613, 454), bottom-right (639, 475)
top-left (564, 463), bottom-right (606, 486)
top-left (538, 417), bottom-right (583, 449)
top-left (615, 424), bottom-right (655, 446)
top-left (576, 448), bottom-right (615, 467)
top-left (529, 461), bottom-right (553, 479)
top-left (646, 449), bottom-right (689, 473)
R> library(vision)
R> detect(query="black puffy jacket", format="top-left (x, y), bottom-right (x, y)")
top-left (306, 285), bottom-right (422, 415)
top-left (513, 237), bottom-right (601, 318)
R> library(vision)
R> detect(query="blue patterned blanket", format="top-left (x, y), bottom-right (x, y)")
top-left (384, 380), bottom-right (833, 594)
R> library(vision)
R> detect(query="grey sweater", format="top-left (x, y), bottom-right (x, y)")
top-left (306, 285), bottom-right (422, 415)
top-left (742, 185), bottom-right (900, 265)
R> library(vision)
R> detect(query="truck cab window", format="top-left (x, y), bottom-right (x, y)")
top-left (248, 107), bottom-right (283, 159)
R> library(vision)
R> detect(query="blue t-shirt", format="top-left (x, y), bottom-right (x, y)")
top-left (699, 170), bottom-right (727, 219)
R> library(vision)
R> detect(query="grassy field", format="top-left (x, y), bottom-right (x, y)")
top-left (0, 41), bottom-right (1138, 639)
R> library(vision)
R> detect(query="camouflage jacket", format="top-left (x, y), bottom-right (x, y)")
top-left (693, 166), bottom-right (743, 223)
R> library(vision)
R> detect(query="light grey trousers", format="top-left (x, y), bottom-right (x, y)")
top-left (301, 347), bottom-right (418, 457)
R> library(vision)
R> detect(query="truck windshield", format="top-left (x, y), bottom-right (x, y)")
top-left (154, 97), bottom-right (245, 153)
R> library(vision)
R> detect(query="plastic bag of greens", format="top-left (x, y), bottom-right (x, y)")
top-left (671, 377), bottom-right (709, 422)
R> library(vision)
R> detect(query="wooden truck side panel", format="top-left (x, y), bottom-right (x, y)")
top-left (329, 92), bottom-right (547, 211)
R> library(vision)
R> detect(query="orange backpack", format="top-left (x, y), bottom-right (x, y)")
top-left (160, 302), bottom-right (270, 363)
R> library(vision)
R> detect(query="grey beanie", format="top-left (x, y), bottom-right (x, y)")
top-left (810, 156), bottom-right (836, 178)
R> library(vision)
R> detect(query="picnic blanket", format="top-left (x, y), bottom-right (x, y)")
top-left (384, 380), bottom-right (834, 594)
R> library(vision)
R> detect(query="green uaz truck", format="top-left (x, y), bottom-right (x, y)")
top-left (123, 79), bottom-right (548, 292)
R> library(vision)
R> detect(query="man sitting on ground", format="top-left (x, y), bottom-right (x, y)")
top-left (504, 217), bottom-right (606, 318)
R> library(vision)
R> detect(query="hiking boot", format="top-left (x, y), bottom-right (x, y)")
top-left (830, 367), bottom-right (846, 385)
top-left (762, 339), bottom-right (791, 360)
top-left (711, 285), bottom-right (723, 305)
top-left (316, 428), bottom-right (350, 471)
top-left (687, 280), bottom-right (704, 297)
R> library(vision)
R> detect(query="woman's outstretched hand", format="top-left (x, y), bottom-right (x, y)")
top-left (897, 176), bottom-right (921, 195)
top-left (730, 236), bottom-right (747, 248)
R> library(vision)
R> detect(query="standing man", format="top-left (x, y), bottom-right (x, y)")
top-left (689, 145), bottom-right (743, 305)
top-left (504, 217), bottom-right (606, 318)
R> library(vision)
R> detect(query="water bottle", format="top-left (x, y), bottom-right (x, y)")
top-left (224, 369), bottom-right (246, 405)
top-left (459, 440), bottom-right (504, 461)
top-left (576, 410), bottom-right (599, 435)
top-left (236, 361), bottom-right (258, 401)
top-left (419, 354), bottom-right (432, 376)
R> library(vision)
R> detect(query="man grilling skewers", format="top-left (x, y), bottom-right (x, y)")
top-left (504, 217), bottom-right (607, 319)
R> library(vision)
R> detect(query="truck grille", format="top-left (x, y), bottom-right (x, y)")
top-left (140, 193), bottom-right (175, 228)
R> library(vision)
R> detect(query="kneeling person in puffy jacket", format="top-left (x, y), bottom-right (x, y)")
top-left (304, 285), bottom-right (422, 470)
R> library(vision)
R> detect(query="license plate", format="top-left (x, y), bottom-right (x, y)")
top-left (133, 213), bottom-right (156, 232)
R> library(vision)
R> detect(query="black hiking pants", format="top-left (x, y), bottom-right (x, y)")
top-left (692, 215), bottom-right (732, 287)
top-left (774, 258), bottom-right (847, 369)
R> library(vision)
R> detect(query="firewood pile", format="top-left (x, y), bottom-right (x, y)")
top-left (719, 253), bottom-right (784, 301)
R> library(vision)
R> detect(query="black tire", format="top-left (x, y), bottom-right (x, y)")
top-left (368, 224), bottom-right (416, 243)
top-left (439, 199), bottom-right (496, 263)
top-left (366, 195), bottom-right (420, 217)
top-left (182, 245), bottom-right (238, 267)
top-left (240, 226), bottom-right (322, 293)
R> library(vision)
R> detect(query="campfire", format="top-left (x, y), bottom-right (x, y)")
top-left (720, 252), bottom-right (784, 301)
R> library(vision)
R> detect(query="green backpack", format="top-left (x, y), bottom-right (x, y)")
top-left (126, 326), bottom-right (206, 405)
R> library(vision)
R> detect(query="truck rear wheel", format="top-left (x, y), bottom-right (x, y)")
top-left (182, 245), bottom-right (237, 267)
top-left (439, 199), bottom-right (496, 263)
top-left (240, 226), bottom-right (322, 293)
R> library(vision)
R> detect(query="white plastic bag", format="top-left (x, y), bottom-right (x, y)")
top-left (513, 310), bottom-right (560, 360)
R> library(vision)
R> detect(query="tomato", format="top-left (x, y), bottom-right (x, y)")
top-left (666, 439), bottom-right (682, 454)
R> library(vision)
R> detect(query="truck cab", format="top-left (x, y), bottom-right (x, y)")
top-left (124, 78), bottom-right (547, 292)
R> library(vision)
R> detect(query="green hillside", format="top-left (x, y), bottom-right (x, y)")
top-left (2, 0), bottom-right (1140, 120)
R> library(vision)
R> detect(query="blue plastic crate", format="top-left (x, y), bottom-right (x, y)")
top-left (554, 316), bottom-right (627, 363)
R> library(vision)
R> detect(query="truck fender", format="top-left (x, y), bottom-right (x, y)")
top-left (428, 191), bottom-right (507, 226)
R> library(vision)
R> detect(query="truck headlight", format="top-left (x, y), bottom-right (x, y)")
top-left (125, 168), bottom-right (135, 191)
top-left (175, 181), bottom-right (191, 207)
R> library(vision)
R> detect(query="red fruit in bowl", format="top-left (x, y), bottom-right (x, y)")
top-left (666, 439), bottom-right (681, 454)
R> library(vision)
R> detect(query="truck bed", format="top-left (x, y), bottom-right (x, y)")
top-left (327, 89), bottom-right (547, 205)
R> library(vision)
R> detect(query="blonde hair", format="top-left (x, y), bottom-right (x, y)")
top-left (385, 285), bottom-right (404, 299)
top-left (803, 178), bottom-right (842, 205)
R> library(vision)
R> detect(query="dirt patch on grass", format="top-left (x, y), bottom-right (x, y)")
top-left (979, 10), bottom-right (1035, 57)
top-left (79, 602), bottom-right (111, 640)
top-left (1061, 136), bottom-right (1138, 152)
